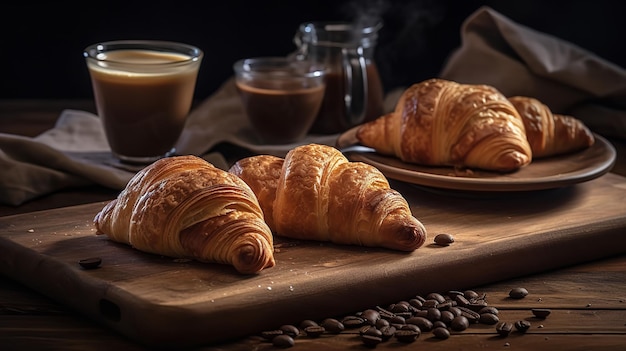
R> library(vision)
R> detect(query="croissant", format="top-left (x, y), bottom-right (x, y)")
top-left (508, 96), bottom-right (594, 158)
top-left (229, 144), bottom-right (427, 252)
top-left (93, 155), bottom-right (275, 274)
top-left (356, 78), bottom-right (532, 172)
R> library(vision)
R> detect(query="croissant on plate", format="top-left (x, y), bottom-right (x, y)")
top-left (508, 96), bottom-right (594, 158)
top-left (93, 155), bottom-right (275, 274)
top-left (229, 144), bottom-right (427, 252)
top-left (356, 78), bottom-right (533, 172)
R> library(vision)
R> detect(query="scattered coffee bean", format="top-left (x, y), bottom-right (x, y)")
top-left (360, 309), bottom-right (380, 325)
top-left (450, 315), bottom-right (470, 331)
top-left (464, 290), bottom-right (480, 300)
top-left (426, 292), bottom-right (447, 303)
top-left (479, 312), bottom-right (500, 325)
top-left (299, 319), bottom-right (318, 330)
top-left (361, 334), bottom-right (383, 347)
top-left (495, 321), bottom-right (514, 337)
top-left (406, 316), bottom-right (432, 332)
top-left (457, 306), bottom-right (480, 323)
top-left (375, 318), bottom-right (390, 329)
top-left (395, 329), bottom-right (420, 343)
top-left (434, 233), bottom-right (455, 246)
top-left (440, 310), bottom-right (455, 324)
top-left (272, 334), bottom-right (295, 348)
top-left (360, 325), bottom-right (383, 338)
top-left (432, 326), bottom-right (451, 339)
top-left (304, 325), bottom-right (325, 338)
top-left (433, 321), bottom-right (447, 329)
top-left (532, 308), bottom-right (551, 318)
top-left (478, 306), bottom-right (499, 315)
top-left (321, 318), bottom-right (344, 334)
top-left (342, 315), bottom-right (365, 328)
top-left (514, 320), bottom-right (531, 332)
top-left (78, 257), bottom-right (102, 269)
top-left (379, 325), bottom-right (396, 340)
top-left (509, 287), bottom-right (529, 299)
top-left (279, 324), bottom-right (299, 338)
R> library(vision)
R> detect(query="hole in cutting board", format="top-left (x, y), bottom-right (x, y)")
top-left (99, 298), bottom-right (121, 322)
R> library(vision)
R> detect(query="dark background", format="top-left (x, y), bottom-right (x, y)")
top-left (1, 0), bottom-right (625, 101)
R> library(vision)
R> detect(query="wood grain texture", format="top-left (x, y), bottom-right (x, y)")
top-left (1, 173), bottom-right (625, 348)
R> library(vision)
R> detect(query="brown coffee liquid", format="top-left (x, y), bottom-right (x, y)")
top-left (87, 50), bottom-right (199, 159)
top-left (236, 82), bottom-right (325, 144)
top-left (310, 63), bottom-right (384, 134)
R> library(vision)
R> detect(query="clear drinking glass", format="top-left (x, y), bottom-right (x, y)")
top-left (233, 57), bottom-right (326, 144)
top-left (84, 40), bottom-right (203, 164)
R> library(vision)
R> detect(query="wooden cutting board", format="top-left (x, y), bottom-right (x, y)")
top-left (1, 173), bottom-right (625, 348)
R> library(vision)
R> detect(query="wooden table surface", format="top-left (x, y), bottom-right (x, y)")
top-left (1, 100), bottom-right (626, 350)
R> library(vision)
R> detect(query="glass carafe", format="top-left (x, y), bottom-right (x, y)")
top-left (294, 21), bottom-right (384, 134)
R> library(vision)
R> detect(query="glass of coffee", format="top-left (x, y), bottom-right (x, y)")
top-left (233, 57), bottom-right (326, 144)
top-left (84, 40), bottom-right (203, 164)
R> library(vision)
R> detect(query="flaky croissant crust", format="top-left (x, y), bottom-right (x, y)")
top-left (230, 144), bottom-right (427, 252)
top-left (508, 96), bottom-right (594, 158)
top-left (94, 155), bottom-right (275, 274)
top-left (357, 79), bottom-right (533, 172)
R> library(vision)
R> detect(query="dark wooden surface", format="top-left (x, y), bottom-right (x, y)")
top-left (1, 100), bottom-right (626, 350)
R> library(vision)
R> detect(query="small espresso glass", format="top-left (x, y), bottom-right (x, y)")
top-left (84, 40), bottom-right (203, 164)
top-left (233, 57), bottom-right (326, 144)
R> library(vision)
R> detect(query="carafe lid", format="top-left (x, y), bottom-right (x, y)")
top-left (295, 21), bottom-right (382, 48)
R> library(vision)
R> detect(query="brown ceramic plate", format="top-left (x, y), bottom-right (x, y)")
top-left (336, 127), bottom-right (616, 192)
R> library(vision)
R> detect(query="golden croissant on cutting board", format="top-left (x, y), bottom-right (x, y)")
top-left (229, 144), bottom-right (427, 252)
top-left (508, 96), bottom-right (594, 158)
top-left (93, 155), bottom-right (275, 274)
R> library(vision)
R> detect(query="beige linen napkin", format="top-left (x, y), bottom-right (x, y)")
top-left (438, 6), bottom-right (626, 139)
top-left (0, 78), bottom-right (337, 206)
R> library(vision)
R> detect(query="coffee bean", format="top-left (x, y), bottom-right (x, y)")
top-left (279, 324), bottom-right (299, 338)
top-left (426, 308), bottom-right (441, 322)
top-left (272, 334), bottom-right (295, 348)
top-left (426, 292), bottom-right (446, 303)
top-left (495, 322), bottom-right (514, 337)
top-left (360, 309), bottom-right (380, 325)
top-left (478, 306), bottom-right (499, 315)
top-left (509, 287), bottom-right (529, 299)
top-left (450, 315), bottom-right (469, 331)
top-left (360, 325), bottom-right (382, 338)
top-left (401, 324), bottom-right (421, 332)
top-left (432, 326), bottom-right (451, 339)
top-left (457, 306), bottom-right (480, 323)
top-left (432, 321), bottom-right (447, 329)
top-left (388, 315), bottom-right (406, 325)
top-left (532, 308), bottom-right (551, 318)
top-left (479, 312), bottom-right (499, 325)
top-left (379, 325), bottom-right (396, 340)
top-left (434, 233), bottom-right (455, 246)
top-left (78, 257), bottom-right (102, 269)
top-left (395, 329), bottom-right (420, 343)
top-left (440, 310), bottom-right (455, 324)
top-left (464, 290), bottom-right (480, 300)
top-left (375, 318), bottom-right (390, 329)
top-left (342, 315), bottom-right (365, 328)
top-left (299, 319), bottom-right (318, 329)
top-left (514, 320), bottom-right (531, 332)
top-left (361, 334), bottom-right (382, 347)
top-left (321, 318), bottom-right (344, 334)
top-left (304, 325), bottom-right (325, 338)
top-left (406, 316), bottom-right (432, 331)
top-left (409, 298), bottom-right (423, 309)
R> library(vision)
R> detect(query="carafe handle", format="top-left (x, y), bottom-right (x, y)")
top-left (342, 46), bottom-right (368, 126)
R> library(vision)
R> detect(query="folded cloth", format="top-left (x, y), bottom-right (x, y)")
top-left (439, 6), bottom-right (626, 139)
top-left (0, 78), bottom-right (338, 206)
